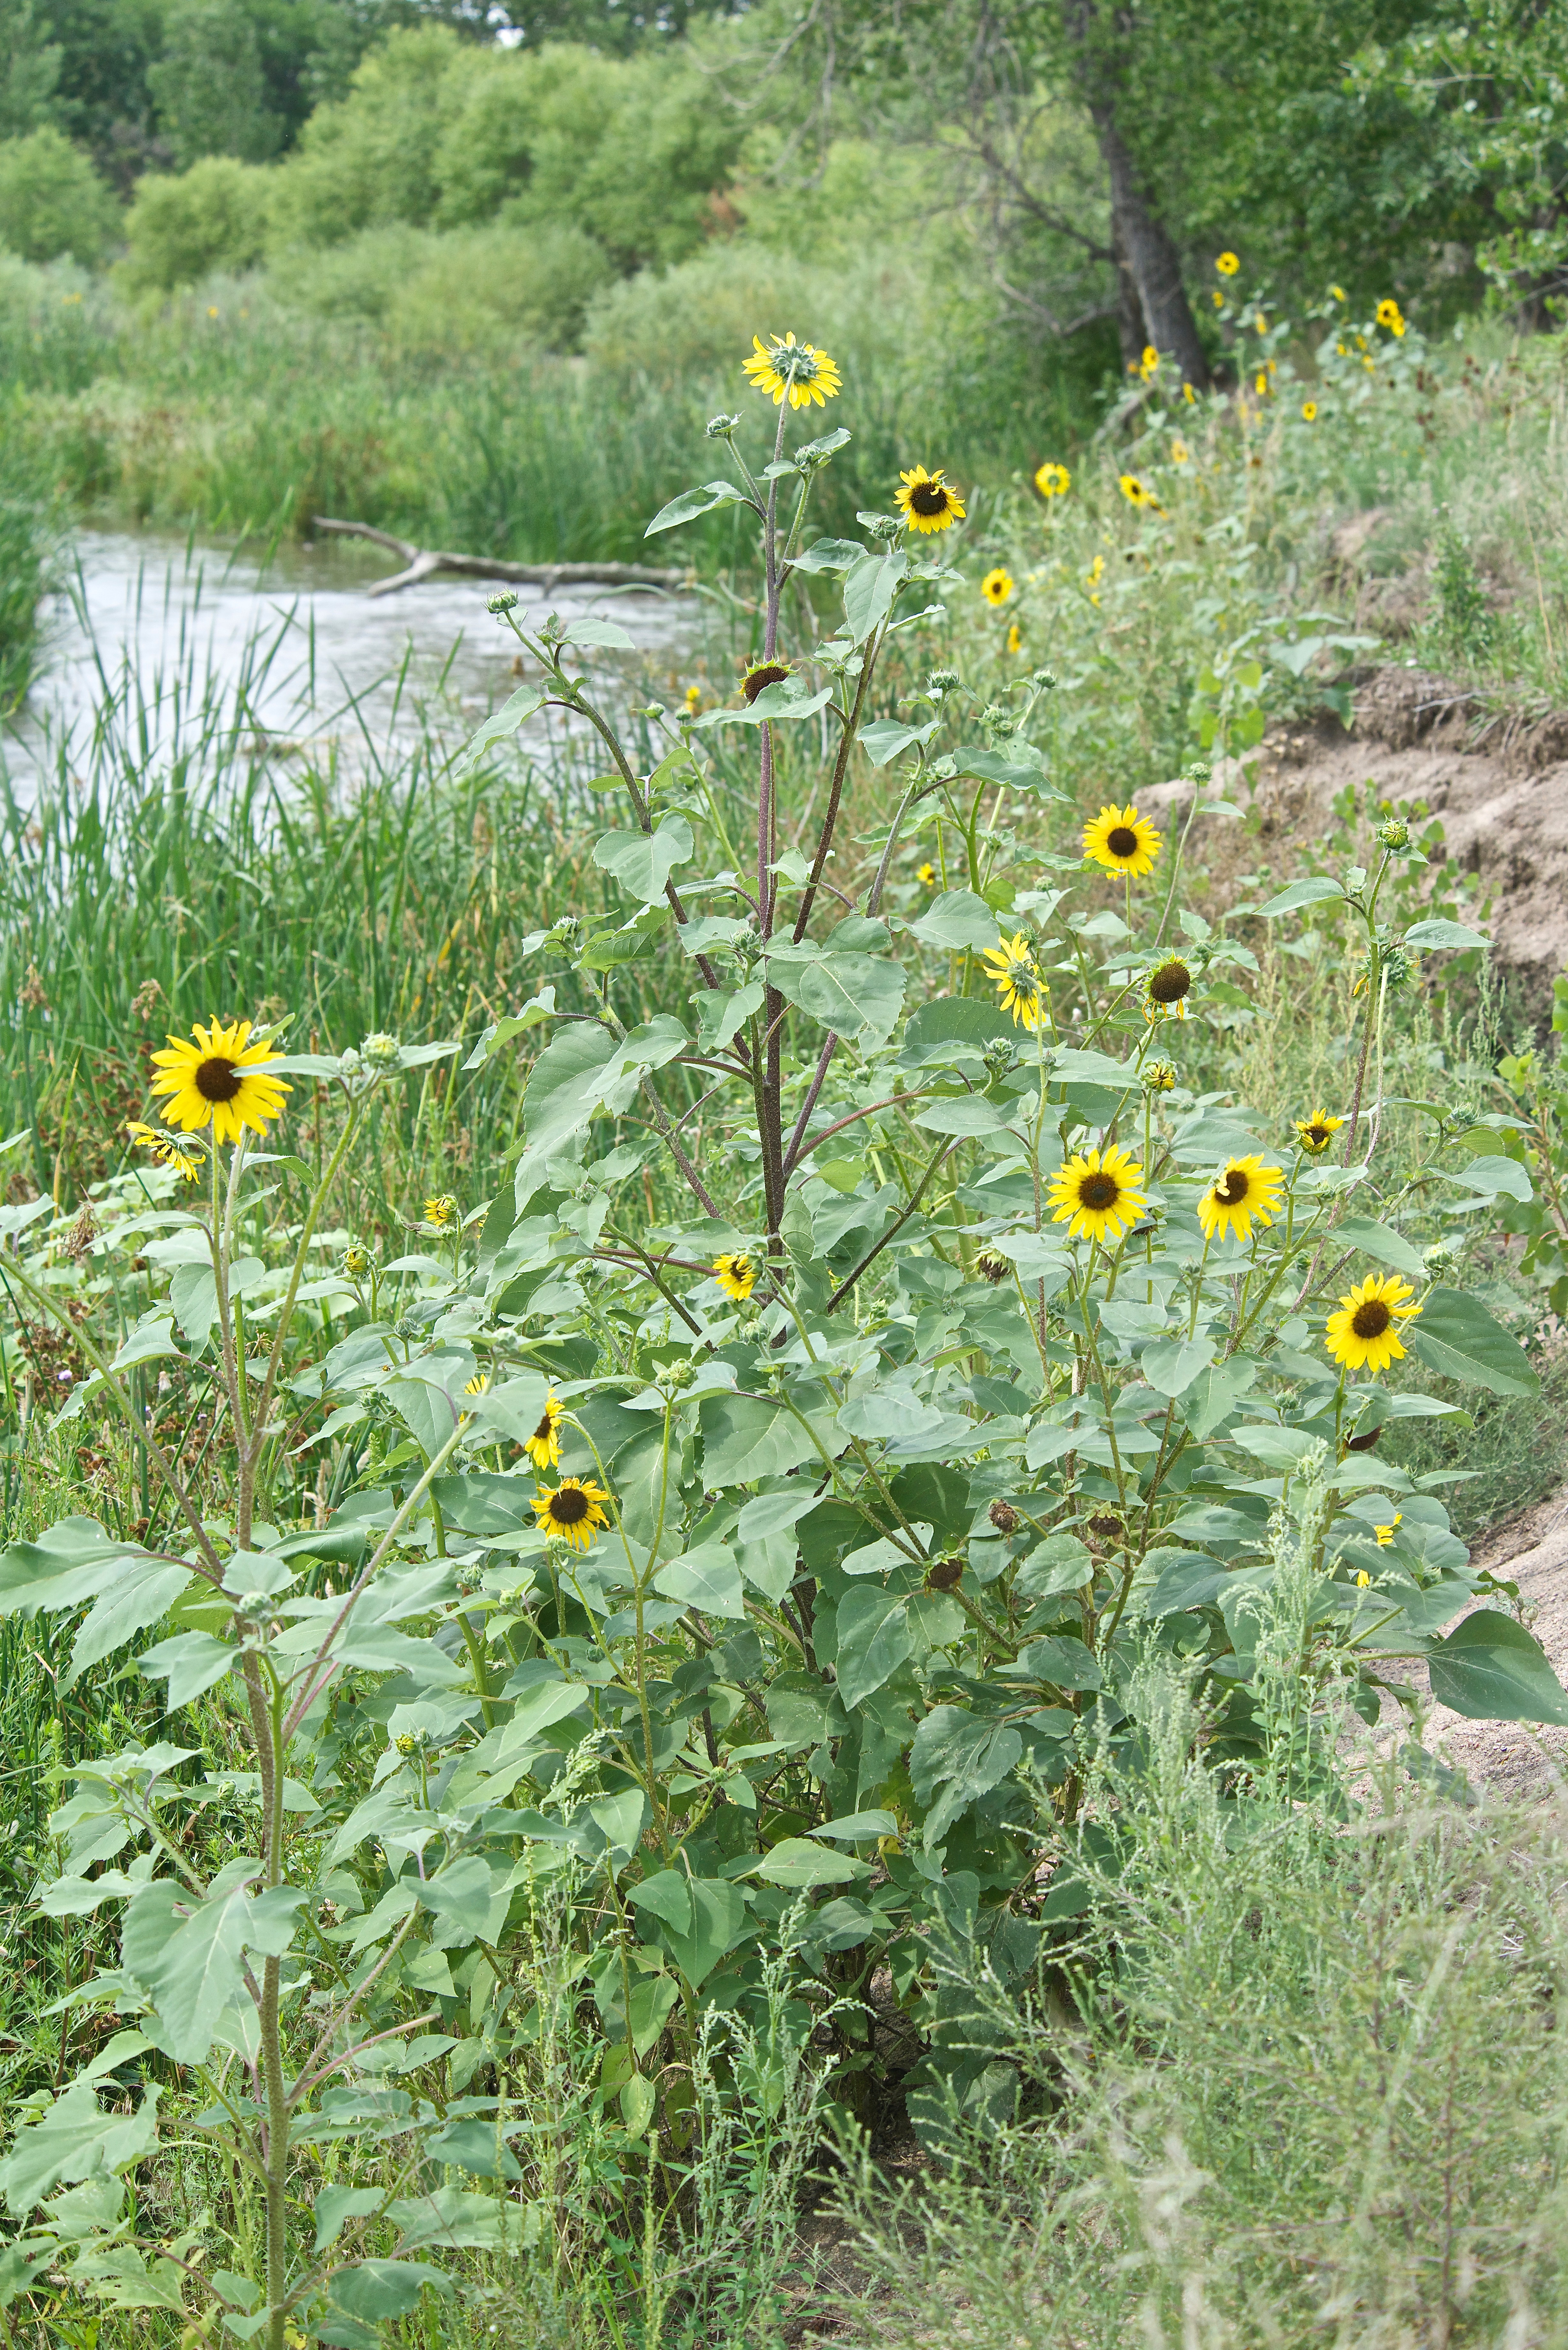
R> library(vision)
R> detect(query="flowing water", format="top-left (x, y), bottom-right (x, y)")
top-left (2, 527), bottom-right (704, 791)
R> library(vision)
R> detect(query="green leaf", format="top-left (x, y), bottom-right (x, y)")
top-left (699, 1394), bottom-right (825, 1486)
top-left (466, 1372), bottom-right (551, 1449)
top-left (1335, 1217), bottom-right (1429, 1279)
top-left (1253, 876), bottom-right (1346, 917)
top-left (834, 1586), bottom-right (915, 1709)
top-left (1427, 1610), bottom-right (1568, 1725)
top-left (621, 2074), bottom-right (658, 2137)
top-left (67, 1558), bottom-right (194, 1686)
top-left (789, 537), bottom-right (863, 575)
top-left (911, 1095), bottom-right (1014, 1137)
top-left (694, 676), bottom-right (835, 727)
top-left (766, 940), bottom-right (905, 1042)
top-left (1404, 918), bottom-right (1489, 952)
top-left (135, 1878), bottom-right (253, 2065)
top-left (137, 1630), bottom-right (236, 1709)
top-left (910, 889), bottom-right (1006, 952)
top-left (627, 1870), bottom-right (691, 1935)
top-left (858, 717), bottom-right (934, 765)
top-left (592, 816), bottom-right (694, 905)
top-left (1015, 1534), bottom-right (1092, 1598)
top-left (1408, 1286), bottom-right (1541, 1399)
top-left (645, 479), bottom-right (753, 535)
top-left (314, 2186), bottom-right (387, 2253)
top-left (662, 1876), bottom-right (748, 1984)
top-left (899, 994), bottom-right (1014, 1067)
top-left (415, 1855), bottom-right (495, 1940)
top-left (519, 1023), bottom-right (617, 1161)
top-left (1141, 1335), bottom-right (1217, 1397)
top-left (561, 617), bottom-right (634, 651)
top-left (1450, 1156), bottom-right (1532, 1202)
top-left (843, 552), bottom-right (901, 643)
top-left (752, 1838), bottom-right (868, 1888)
top-left (456, 686), bottom-right (545, 778)
top-left (0, 2079), bottom-right (162, 2214)
top-left (653, 1542), bottom-right (746, 1619)
top-left (909, 1706), bottom-right (1024, 1844)
top-left (330, 2262), bottom-right (450, 2321)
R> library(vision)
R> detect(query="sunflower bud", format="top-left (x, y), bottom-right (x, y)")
top-left (989, 1500), bottom-right (1021, 1535)
top-left (361, 1031), bottom-right (401, 1068)
top-left (979, 703), bottom-right (1017, 739)
top-left (1029, 669), bottom-right (1058, 692)
top-left (705, 413), bottom-right (741, 438)
top-left (1422, 1238), bottom-right (1458, 1274)
top-left (1142, 1058), bottom-right (1177, 1092)
top-left (486, 590), bottom-right (519, 615)
top-left (342, 1243), bottom-right (372, 1278)
top-left (926, 667), bottom-right (962, 695)
top-left (1377, 814), bottom-right (1410, 850)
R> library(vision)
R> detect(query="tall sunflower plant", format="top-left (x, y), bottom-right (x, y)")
top-left (0, 338), bottom-right (1563, 2336)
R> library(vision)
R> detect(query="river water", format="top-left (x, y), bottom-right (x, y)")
top-left (3, 528), bottom-right (704, 789)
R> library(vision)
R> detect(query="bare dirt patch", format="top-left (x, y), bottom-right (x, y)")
top-left (1142, 666), bottom-right (1568, 1022)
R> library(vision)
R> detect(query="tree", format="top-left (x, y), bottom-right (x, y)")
top-left (0, 123), bottom-right (120, 261)
top-left (0, 0), bottom-right (63, 141)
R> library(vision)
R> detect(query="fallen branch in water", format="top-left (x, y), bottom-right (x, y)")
top-left (310, 517), bottom-right (689, 599)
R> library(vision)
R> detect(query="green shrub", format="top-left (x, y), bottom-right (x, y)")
top-left (0, 127), bottom-right (118, 265)
top-left (117, 155), bottom-right (271, 294)
top-left (0, 398), bottom-right (57, 710)
top-left (146, 0), bottom-right (285, 169)
top-left (276, 217), bottom-right (614, 352)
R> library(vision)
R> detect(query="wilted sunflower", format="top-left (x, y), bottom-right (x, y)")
top-left (742, 332), bottom-right (841, 409)
top-left (1034, 461), bottom-right (1071, 498)
top-left (980, 933), bottom-right (1048, 1032)
top-left (1144, 957), bottom-right (1193, 1021)
top-left (1197, 1156), bottom-right (1284, 1244)
top-left (981, 567), bottom-right (1014, 607)
top-left (126, 1119), bottom-right (206, 1183)
top-left (1216, 251), bottom-right (1240, 276)
top-left (532, 1477), bottom-right (611, 1551)
top-left (1294, 1107), bottom-right (1344, 1155)
top-left (1376, 298), bottom-right (1406, 337)
top-left (524, 1387), bottom-right (564, 1470)
top-left (895, 466), bottom-right (966, 534)
top-left (974, 1246), bottom-right (1011, 1283)
top-left (1083, 803), bottom-right (1161, 877)
top-left (150, 1018), bottom-right (290, 1144)
top-left (1048, 1145), bottom-right (1147, 1245)
top-left (713, 1251), bottom-right (757, 1301)
top-left (1324, 1273), bottom-right (1421, 1375)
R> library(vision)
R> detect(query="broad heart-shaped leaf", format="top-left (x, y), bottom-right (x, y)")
top-left (843, 551), bottom-right (901, 644)
top-left (0, 2077), bottom-right (162, 2214)
top-left (457, 685), bottom-right (545, 778)
top-left (130, 1877), bottom-right (253, 2065)
top-left (789, 536), bottom-right (864, 575)
top-left (0, 1516), bottom-right (155, 1621)
top-left (519, 1021), bottom-right (617, 1160)
top-left (909, 888), bottom-right (1005, 952)
top-left (1141, 1334), bottom-right (1217, 1398)
top-left (693, 676), bottom-right (835, 728)
top-left (858, 717), bottom-right (935, 766)
top-left (466, 1371), bottom-right (550, 1450)
top-left (653, 1541), bottom-right (746, 1619)
top-left (661, 1876), bottom-right (749, 1984)
top-left (330, 2262), bottom-right (450, 2321)
top-left (560, 617), bottom-right (634, 650)
top-left (627, 1869), bottom-right (691, 1934)
top-left (1427, 1609), bottom-right (1568, 1726)
top-left (1449, 1154), bottom-right (1532, 1202)
top-left (645, 477), bottom-right (753, 535)
top-left (1335, 1216), bottom-right (1429, 1279)
top-left (909, 1706), bottom-right (1024, 1845)
top-left (834, 1586), bottom-right (915, 1709)
top-left (415, 1855), bottom-right (494, 1939)
top-left (1408, 1286), bottom-right (1540, 1399)
top-left (1252, 876), bottom-right (1346, 917)
top-left (766, 940), bottom-right (906, 1043)
top-left (66, 1557), bottom-right (194, 1687)
top-left (592, 815), bottom-right (694, 905)
top-left (1404, 917), bottom-right (1490, 953)
top-left (899, 993), bottom-right (1014, 1066)
top-left (137, 1630), bottom-right (237, 1709)
top-left (699, 1393), bottom-right (829, 1486)
top-left (752, 1838), bottom-right (868, 1888)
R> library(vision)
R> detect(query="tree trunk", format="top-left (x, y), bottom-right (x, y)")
top-left (1091, 108), bottom-right (1211, 387)
top-left (1110, 219), bottom-right (1147, 369)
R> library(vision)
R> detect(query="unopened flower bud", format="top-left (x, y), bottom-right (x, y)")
top-left (342, 1243), bottom-right (372, 1278)
top-left (1377, 814), bottom-right (1410, 850)
top-left (705, 413), bottom-right (741, 438)
top-left (486, 589), bottom-right (519, 614)
top-left (361, 1031), bottom-right (400, 1068)
top-left (926, 667), bottom-right (961, 694)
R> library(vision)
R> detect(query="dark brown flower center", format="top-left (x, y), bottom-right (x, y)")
top-left (1148, 959), bottom-right (1192, 1003)
top-left (741, 662), bottom-right (790, 704)
top-left (1216, 1169), bottom-right (1249, 1204)
top-left (1305, 1124), bottom-right (1330, 1148)
top-left (909, 481), bottom-right (949, 515)
top-left (195, 1055), bottom-right (243, 1102)
top-left (550, 1485), bottom-right (590, 1524)
top-left (925, 1558), bottom-right (964, 1591)
top-left (1351, 1298), bottom-right (1392, 1339)
top-left (532, 1407), bottom-right (556, 1445)
top-left (1079, 1171), bottom-right (1120, 1210)
top-left (1107, 826), bottom-right (1140, 858)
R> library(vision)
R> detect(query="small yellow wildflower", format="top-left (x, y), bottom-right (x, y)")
top-left (916, 861), bottom-right (937, 887)
top-left (1294, 1108), bottom-right (1343, 1155)
top-left (980, 933), bottom-right (1048, 1032)
top-left (1196, 1157), bottom-right (1284, 1245)
top-left (742, 331), bottom-right (841, 408)
top-left (532, 1478), bottom-right (610, 1551)
top-left (981, 566), bottom-right (1014, 607)
top-left (1325, 1275), bottom-right (1421, 1375)
top-left (1048, 1146), bottom-right (1147, 1245)
top-left (1301, 400), bottom-right (1318, 422)
top-left (713, 1251), bottom-right (757, 1301)
top-left (1376, 298), bottom-right (1406, 337)
top-left (149, 1019), bottom-right (290, 1144)
top-left (1034, 460), bottom-right (1071, 498)
top-left (1006, 621), bottom-right (1022, 655)
top-left (1216, 251), bottom-right (1240, 276)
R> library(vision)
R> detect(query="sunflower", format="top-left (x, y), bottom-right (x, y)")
top-left (1006, 622), bottom-right (1022, 655)
top-left (464, 1372), bottom-right (491, 1397)
top-left (1355, 1568), bottom-right (1372, 1588)
top-left (713, 1251), bottom-right (757, 1301)
top-left (1142, 1058), bottom-right (1177, 1092)
top-left (149, 1018), bottom-right (290, 1145)
top-left (1294, 1107), bottom-right (1344, 1156)
top-left (1119, 473), bottom-right (1152, 508)
top-left (1301, 401), bottom-right (1318, 422)
top-left (1196, 1156), bottom-right (1285, 1245)
top-left (1211, 290), bottom-right (1225, 311)
top-left (1083, 803), bottom-right (1161, 877)
top-left (1374, 1513), bottom-right (1403, 1548)
top-left (742, 331), bottom-right (841, 409)
top-left (1144, 956), bottom-right (1193, 1021)
top-left (524, 1387), bottom-right (564, 1470)
top-left (741, 658), bottom-right (792, 704)
top-left (684, 683), bottom-right (703, 713)
top-left (980, 933), bottom-right (1048, 1033)
top-left (1216, 251), bottom-right (1240, 276)
top-left (981, 567), bottom-right (1014, 607)
top-left (1255, 372), bottom-right (1269, 397)
top-left (1048, 1146), bottom-right (1147, 1245)
top-left (532, 1476), bottom-right (611, 1551)
top-left (423, 1194), bottom-right (458, 1230)
top-left (1324, 1273), bottom-right (1422, 1375)
top-left (1329, 283), bottom-right (1346, 301)
top-left (1139, 344), bottom-right (1160, 380)
top-left (916, 862), bottom-right (937, 887)
top-left (896, 466), bottom-right (966, 534)
top-left (1171, 438), bottom-right (1189, 464)
top-left (1034, 460), bottom-right (1070, 498)
top-left (1376, 298), bottom-right (1406, 337)
top-left (126, 1119), bottom-right (205, 1182)
top-left (974, 1246), bottom-right (1011, 1283)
